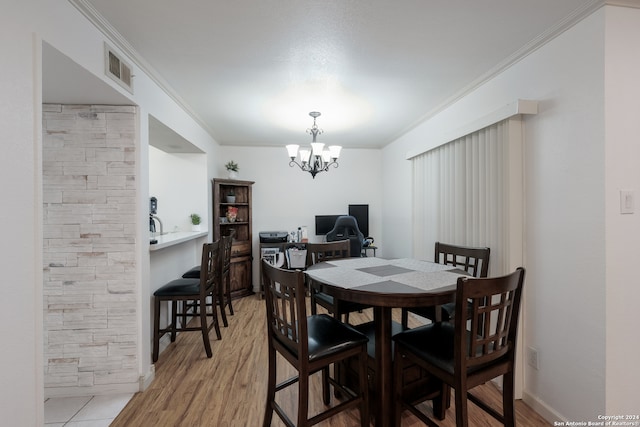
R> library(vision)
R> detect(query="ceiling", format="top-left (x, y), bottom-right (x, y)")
top-left (46, 0), bottom-right (600, 149)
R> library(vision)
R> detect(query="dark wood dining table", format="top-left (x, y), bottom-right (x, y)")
top-left (304, 257), bottom-right (467, 427)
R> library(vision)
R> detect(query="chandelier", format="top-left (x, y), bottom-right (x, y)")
top-left (286, 112), bottom-right (342, 179)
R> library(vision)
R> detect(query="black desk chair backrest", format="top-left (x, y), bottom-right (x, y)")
top-left (325, 215), bottom-right (364, 258)
top-left (393, 267), bottom-right (526, 427)
top-left (261, 259), bottom-right (370, 427)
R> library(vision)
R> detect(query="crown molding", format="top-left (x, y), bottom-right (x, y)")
top-left (390, 0), bottom-right (606, 145)
top-left (605, 0), bottom-right (640, 8)
top-left (66, 0), bottom-right (218, 140)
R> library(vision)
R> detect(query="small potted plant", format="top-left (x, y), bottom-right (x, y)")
top-left (226, 188), bottom-right (236, 203)
top-left (225, 160), bottom-right (239, 179)
top-left (190, 213), bottom-right (202, 231)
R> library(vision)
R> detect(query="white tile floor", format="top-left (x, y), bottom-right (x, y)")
top-left (44, 393), bottom-right (133, 426)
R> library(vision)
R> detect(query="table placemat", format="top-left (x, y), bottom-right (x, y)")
top-left (357, 264), bottom-right (414, 277)
top-left (390, 258), bottom-right (456, 273)
top-left (351, 280), bottom-right (427, 294)
top-left (306, 266), bottom-right (386, 289)
top-left (388, 269), bottom-right (468, 291)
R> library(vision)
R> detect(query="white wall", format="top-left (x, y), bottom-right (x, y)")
top-left (382, 5), bottom-right (640, 421)
top-left (603, 6), bottom-right (640, 414)
top-left (149, 147), bottom-right (208, 233)
top-left (219, 145), bottom-right (383, 291)
top-left (0, 6), bottom-right (44, 426)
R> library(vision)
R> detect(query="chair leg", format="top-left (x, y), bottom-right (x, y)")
top-left (358, 346), bottom-right (370, 427)
top-left (226, 276), bottom-right (234, 315)
top-left (152, 297), bottom-right (161, 363)
top-left (310, 291), bottom-right (318, 315)
top-left (393, 346), bottom-right (404, 427)
top-left (208, 295), bottom-right (222, 340)
top-left (218, 284), bottom-right (228, 328)
top-left (170, 301), bottom-right (178, 342)
top-left (433, 382), bottom-right (448, 420)
top-left (322, 366), bottom-right (330, 405)
top-left (401, 308), bottom-right (409, 329)
top-left (199, 298), bottom-right (213, 358)
top-left (262, 345), bottom-right (276, 427)
top-left (454, 381), bottom-right (469, 427)
top-left (297, 368), bottom-right (310, 427)
top-left (503, 373), bottom-right (516, 427)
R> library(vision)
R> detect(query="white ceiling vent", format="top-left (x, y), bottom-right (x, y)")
top-left (104, 43), bottom-right (133, 94)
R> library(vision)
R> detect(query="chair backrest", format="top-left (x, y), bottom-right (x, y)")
top-left (305, 240), bottom-right (350, 266)
top-left (434, 242), bottom-right (490, 277)
top-left (261, 259), bottom-right (308, 359)
top-left (220, 235), bottom-right (232, 274)
top-left (326, 215), bottom-right (364, 258)
top-left (454, 267), bottom-right (525, 370)
top-left (200, 240), bottom-right (221, 300)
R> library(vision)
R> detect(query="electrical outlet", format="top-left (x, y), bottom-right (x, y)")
top-left (527, 346), bottom-right (539, 370)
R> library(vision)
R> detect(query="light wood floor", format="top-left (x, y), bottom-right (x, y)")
top-left (112, 296), bottom-right (549, 426)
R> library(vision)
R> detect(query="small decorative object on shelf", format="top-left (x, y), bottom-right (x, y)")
top-left (226, 188), bottom-right (236, 203)
top-left (190, 213), bottom-right (202, 231)
top-left (225, 160), bottom-right (239, 179)
top-left (226, 206), bottom-right (238, 223)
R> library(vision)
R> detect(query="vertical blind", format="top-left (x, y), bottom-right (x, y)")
top-left (412, 119), bottom-right (517, 276)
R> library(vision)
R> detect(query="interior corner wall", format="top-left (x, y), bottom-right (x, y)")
top-left (382, 8), bottom-right (608, 422)
top-left (603, 5), bottom-right (640, 414)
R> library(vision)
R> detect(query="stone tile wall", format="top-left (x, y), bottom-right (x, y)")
top-left (43, 104), bottom-right (138, 395)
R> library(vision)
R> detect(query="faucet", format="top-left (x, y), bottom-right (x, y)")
top-left (150, 214), bottom-right (163, 236)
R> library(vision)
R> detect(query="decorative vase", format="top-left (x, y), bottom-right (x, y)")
top-left (228, 170), bottom-right (238, 179)
top-left (226, 195), bottom-right (236, 203)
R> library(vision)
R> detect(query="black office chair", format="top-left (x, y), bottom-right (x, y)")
top-left (393, 268), bottom-right (525, 427)
top-left (261, 260), bottom-right (370, 427)
top-left (325, 215), bottom-right (364, 258)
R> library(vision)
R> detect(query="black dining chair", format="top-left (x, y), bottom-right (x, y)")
top-left (307, 240), bottom-right (371, 324)
top-left (182, 235), bottom-right (233, 327)
top-left (393, 268), bottom-right (525, 427)
top-left (401, 242), bottom-right (490, 328)
top-left (261, 259), bottom-right (370, 427)
top-left (152, 241), bottom-right (222, 363)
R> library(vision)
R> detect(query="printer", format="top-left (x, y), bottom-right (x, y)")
top-left (259, 231), bottom-right (289, 243)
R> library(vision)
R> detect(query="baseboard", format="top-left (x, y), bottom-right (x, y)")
top-left (139, 364), bottom-right (155, 391)
top-left (522, 390), bottom-right (565, 423)
top-left (45, 382), bottom-right (139, 398)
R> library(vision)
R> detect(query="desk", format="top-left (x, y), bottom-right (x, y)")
top-left (305, 257), bottom-right (466, 427)
top-left (361, 245), bottom-right (378, 257)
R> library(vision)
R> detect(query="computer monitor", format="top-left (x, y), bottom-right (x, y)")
top-left (315, 215), bottom-right (342, 235)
